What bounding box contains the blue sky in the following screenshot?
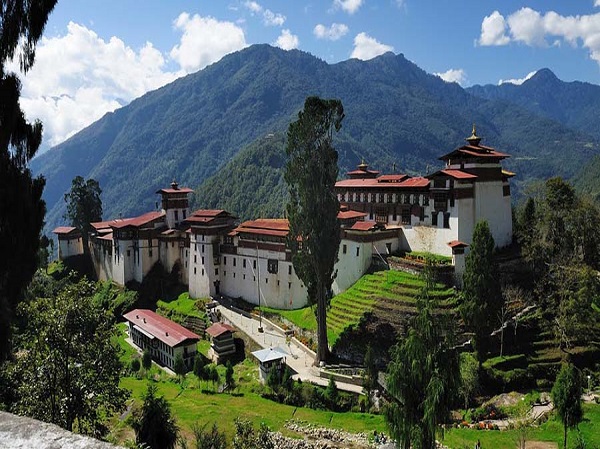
[17,0,600,150]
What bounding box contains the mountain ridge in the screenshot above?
[31,45,600,229]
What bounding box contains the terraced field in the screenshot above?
[262,269,457,346]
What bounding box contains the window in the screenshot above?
[288,282,291,289]
[202,269,204,276]
[356,247,360,257]
[149,249,153,257]
[183,210,187,219]
[342,244,347,254]
[201,256,205,264]
[243,274,246,280]
[175,210,179,221]
[215,268,218,276]
[233,258,236,267]
[127,250,130,257]
[224,271,226,277]
[267,259,278,274]
[194,255,197,263]
[202,245,204,253]
[223,256,227,265]
[432,211,438,227]
[288,265,292,275]
[243,259,247,268]
[443,212,450,229]
[450,193,455,208]
[233,273,236,278]
[194,267,196,274]
[253,260,257,270]
[171,242,175,248]
[401,208,410,225]
[265,278,268,284]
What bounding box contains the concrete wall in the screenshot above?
[474,180,512,248]
[58,237,83,260]
[333,239,373,295]
[188,234,220,299]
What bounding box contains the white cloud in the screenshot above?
[479,8,600,66]
[243,1,285,26]
[333,0,363,15]
[275,29,299,50]
[479,11,510,46]
[263,9,286,26]
[13,22,180,147]
[350,32,394,60]
[314,23,349,41]
[498,70,537,85]
[170,13,247,73]
[244,1,262,14]
[435,68,467,86]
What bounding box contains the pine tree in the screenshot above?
[460,220,503,363]
[132,383,179,449]
[285,96,344,363]
[552,363,583,449]
[64,176,103,252]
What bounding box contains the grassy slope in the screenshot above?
[110,324,385,444]
[261,270,455,345]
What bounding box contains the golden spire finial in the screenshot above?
[466,123,482,146]
[358,158,368,170]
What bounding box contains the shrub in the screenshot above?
[131,358,141,373]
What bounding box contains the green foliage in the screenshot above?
[191,422,227,449]
[460,220,503,362]
[93,281,137,319]
[552,363,584,449]
[174,354,186,381]
[325,377,339,410]
[225,360,235,392]
[132,383,179,449]
[131,358,141,373]
[459,353,480,409]
[233,418,274,449]
[63,176,102,249]
[142,350,152,371]
[385,264,460,449]
[285,96,344,363]
[193,354,205,379]
[363,344,378,402]
[13,277,128,436]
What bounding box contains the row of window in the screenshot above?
[339,192,430,206]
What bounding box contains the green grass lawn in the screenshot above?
[443,403,600,449]
[111,320,385,445]
[157,292,207,319]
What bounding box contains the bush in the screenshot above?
[131,358,141,373]
[142,350,152,370]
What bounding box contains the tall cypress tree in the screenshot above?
[460,220,502,364]
[552,363,583,449]
[64,176,103,253]
[285,96,344,363]
[0,0,57,361]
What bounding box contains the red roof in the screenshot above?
[447,240,469,248]
[91,219,121,231]
[377,174,409,183]
[234,218,289,238]
[350,220,382,231]
[439,144,510,161]
[98,232,113,241]
[110,211,165,229]
[156,187,194,195]
[346,168,379,176]
[205,322,236,338]
[53,226,78,235]
[437,169,478,180]
[336,176,429,189]
[190,209,227,217]
[123,309,200,347]
[337,210,368,220]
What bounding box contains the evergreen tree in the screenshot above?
[0,0,57,362]
[132,383,179,449]
[64,176,103,252]
[385,265,460,449]
[174,353,186,383]
[285,96,344,363]
[552,363,583,449]
[225,360,235,392]
[142,350,152,371]
[363,344,378,403]
[193,354,205,378]
[325,376,339,410]
[460,220,502,363]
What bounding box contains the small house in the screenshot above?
[251,347,288,383]
[205,322,236,363]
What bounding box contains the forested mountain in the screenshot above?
[31,45,600,229]
[467,69,600,141]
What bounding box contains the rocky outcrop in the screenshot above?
[0,412,124,449]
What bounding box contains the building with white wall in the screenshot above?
[57,129,513,307]
[123,308,200,370]
[334,127,513,259]
[52,226,84,259]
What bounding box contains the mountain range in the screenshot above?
[30,44,600,230]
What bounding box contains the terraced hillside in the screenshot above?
[261,269,457,361]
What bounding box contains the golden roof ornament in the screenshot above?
[466,123,482,146]
[358,158,368,170]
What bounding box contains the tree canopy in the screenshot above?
[385,265,460,449]
[460,220,503,363]
[0,0,57,362]
[132,383,179,449]
[552,363,583,449]
[285,96,344,363]
[64,175,103,251]
[13,276,128,436]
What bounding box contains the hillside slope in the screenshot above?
[32,46,600,229]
